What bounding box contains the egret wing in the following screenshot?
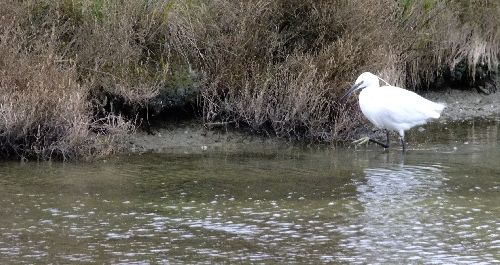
[377,86,444,129]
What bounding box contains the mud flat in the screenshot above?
[126,121,290,154]
[126,89,500,153]
[426,89,500,122]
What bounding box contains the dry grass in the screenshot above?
[0,0,136,160]
[167,0,404,140]
[168,0,499,140]
[0,43,131,160]
[0,0,498,159]
[400,0,500,88]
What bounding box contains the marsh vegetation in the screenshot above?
[0,0,498,159]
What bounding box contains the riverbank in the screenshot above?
[425,89,500,122]
[1,0,498,160]
[126,120,287,155]
[126,89,500,153]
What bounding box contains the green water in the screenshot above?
[0,122,499,264]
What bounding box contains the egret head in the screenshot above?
[355,72,380,88]
[340,72,380,103]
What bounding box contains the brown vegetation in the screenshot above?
[169,0,499,140]
[0,0,498,159]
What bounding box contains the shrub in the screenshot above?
[0,0,134,160]
[167,0,402,140]
[400,0,500,88]
[168,0,499,140]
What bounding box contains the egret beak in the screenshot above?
[340,81,364,104]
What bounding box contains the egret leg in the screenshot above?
[368,138,389,148]
[399,130,406,151]
[369,131,390,148]
[400,138,406,151]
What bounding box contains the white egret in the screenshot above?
[341,72,445,150]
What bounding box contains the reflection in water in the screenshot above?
[339,145,500,264]
[0,122,499,264]
[345,161,448,263]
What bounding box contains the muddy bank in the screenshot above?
[126,121,292,154]
[425,89,500,122]
[126,89,500,153]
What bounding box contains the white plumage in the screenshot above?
[341,72,445,150]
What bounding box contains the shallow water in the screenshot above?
[0,121,499,264]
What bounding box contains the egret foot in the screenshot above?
[352,136,389,148]
[352,136,370,146]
